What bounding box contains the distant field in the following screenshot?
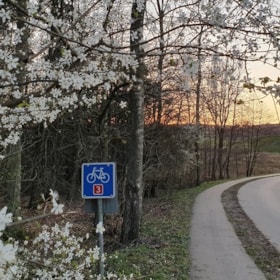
[258,136,280,153]
[228,135,280,178]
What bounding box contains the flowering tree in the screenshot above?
[1,0,280,248]
[0,0,137,231]
[0,0,136,147]
[0,191,135,279]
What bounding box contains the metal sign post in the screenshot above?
[81,162,117,279]
[97,199,104,279]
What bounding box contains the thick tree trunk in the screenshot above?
[121,0,146,244]
[6,140,21,218]
[6,0,30,217]
[121,82,145,243]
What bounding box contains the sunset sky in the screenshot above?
[247,61,280,124]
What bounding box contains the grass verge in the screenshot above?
[106,182,220,280]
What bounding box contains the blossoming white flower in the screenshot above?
[0,240,17,265]
[119,101,127,109]
[0,70,8,79]
[95,222,105,234]
[0,207,12,231]
[50,200,64,215]
[131,30,139,42]
[92,246,100,260]
[5,56,18,70]
[49,189,59,200]
[72,73,84,90]
[107,272,118,279]
[47,189,65,214]
[0,8,11,23]
[27,1,38,15]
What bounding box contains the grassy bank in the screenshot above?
[258,136,280,153]
[107,182,219,279]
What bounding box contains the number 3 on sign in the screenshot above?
[93,184,104,195]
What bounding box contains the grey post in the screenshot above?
[97,199,104,278]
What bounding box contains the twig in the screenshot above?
[6,211,79,228]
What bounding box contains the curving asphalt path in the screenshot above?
[238,176,280,252]
[189,176,280,280]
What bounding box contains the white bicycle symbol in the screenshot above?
[86,167,110,184]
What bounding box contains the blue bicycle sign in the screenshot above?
[81,162,116,199]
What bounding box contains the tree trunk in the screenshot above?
[6,0,30,217]
[217,128,225,179]
[6,140,21,218]
[194,26,203,186]
[156,2,164,125]
[121,0,146,244]
[211,127,218,180]
[121,83,145,243]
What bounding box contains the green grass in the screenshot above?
[106,181,221,279]
[258,136,280,153]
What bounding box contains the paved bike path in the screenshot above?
[238,176,280,252]
[190,178,266,280]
